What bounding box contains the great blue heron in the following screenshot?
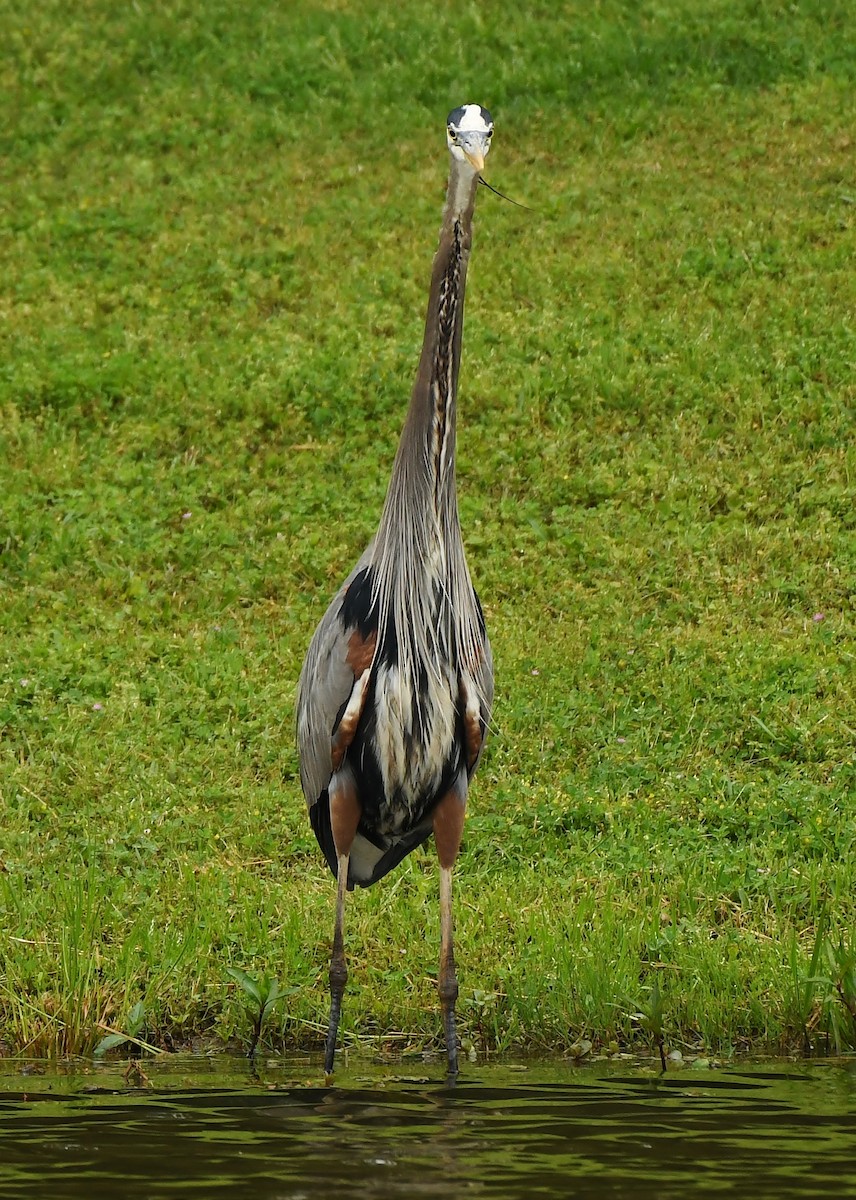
[296,104,496,1079]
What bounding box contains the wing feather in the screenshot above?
[296,549,376,810]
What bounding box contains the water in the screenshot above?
[1,1055,855,1198]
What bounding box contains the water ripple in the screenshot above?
[0,1058,854,1198]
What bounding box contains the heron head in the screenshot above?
[446,104,493,173]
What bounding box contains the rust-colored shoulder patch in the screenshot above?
[459,679,486,773]
[346,628,377,676]
[462,710,484,772]
[331,667,372,773]
[463,710,485,768]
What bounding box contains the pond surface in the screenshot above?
[1,1054,854,1198]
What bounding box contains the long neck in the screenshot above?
[369,154,484,678]
[378,154,480,534]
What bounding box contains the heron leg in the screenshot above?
[325,776,361,1079]
[433,785,466,1080]
[325,852,350,1077]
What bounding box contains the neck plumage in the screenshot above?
[377,155,480,538]
[368,154,484,679]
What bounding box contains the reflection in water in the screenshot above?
[0,1056,854,1198]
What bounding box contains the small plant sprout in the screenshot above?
[632,978,668,1071]
[94,1001,163,1057]
[227,968,295,1059]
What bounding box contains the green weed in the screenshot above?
[227,968,296,1057]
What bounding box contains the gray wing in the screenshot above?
[295,547,374,809]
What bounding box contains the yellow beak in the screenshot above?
[464,148,485,173]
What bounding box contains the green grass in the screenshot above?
[1,0,854,1060]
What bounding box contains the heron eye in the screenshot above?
[447,126,458,140]
[485,128,494,138]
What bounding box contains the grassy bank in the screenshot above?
[1,0,855,1059]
